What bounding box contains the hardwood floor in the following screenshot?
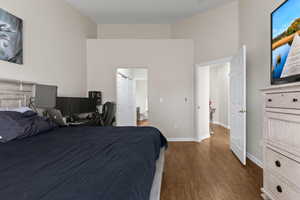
[160,125,263,200]
[137,120,150,126]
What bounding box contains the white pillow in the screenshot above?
[0,107,32,113]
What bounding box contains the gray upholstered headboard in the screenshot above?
[0,79,35,109]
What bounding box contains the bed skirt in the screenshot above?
[150,148,165,200]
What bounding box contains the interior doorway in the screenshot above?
[195,46,247,166]
[195,58,231,143]
[116,68,149,127]
[209,62,231,132]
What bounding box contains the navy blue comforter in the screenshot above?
[0,126,167,200]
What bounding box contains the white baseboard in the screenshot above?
[167,138,198,142]
[168,134,210,143]
[196,133,210,142]
[212,121,230,130]
[247,152,263,168]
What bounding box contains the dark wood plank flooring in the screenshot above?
[160,125,263,200]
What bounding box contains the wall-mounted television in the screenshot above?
[271,0,300,85]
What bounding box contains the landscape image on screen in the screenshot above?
[0,8,23,64]
[272,0,300,80]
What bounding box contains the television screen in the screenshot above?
[272,0,300,84]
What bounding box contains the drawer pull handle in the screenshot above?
[276,185,283,193]
[268,99,272,102]
[275,160,281,167]
[293,98,298,102]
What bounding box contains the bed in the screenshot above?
[0,79,167,200]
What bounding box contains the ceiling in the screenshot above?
[65,0,234,24]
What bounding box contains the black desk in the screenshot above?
[67,119,99,127]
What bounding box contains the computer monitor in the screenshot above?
[35,84,57,108]
[56,97,96,117]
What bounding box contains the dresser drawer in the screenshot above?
[264,172,300,200]
[265,112,300,157]
[265,92,300,109]
[265,148,300,187]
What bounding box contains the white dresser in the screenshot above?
[261,84,300,200]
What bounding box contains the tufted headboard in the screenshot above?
[0,79,35,109]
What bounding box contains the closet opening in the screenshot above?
[116,68,149,127]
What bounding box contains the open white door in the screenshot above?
[230,46,247,165]
[195,66,210,141]
[116,72,137,126]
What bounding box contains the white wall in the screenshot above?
[209,63,230,128]
[171,1,239,64]
[98,24,171,39]
[0,0,97,97]
[87,39,194,139]
[239,0,285,162]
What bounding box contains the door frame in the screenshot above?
[195,56,232,141]
[197,57,232,67]
[115,67,149,126]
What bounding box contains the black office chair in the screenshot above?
[101,102,116,126]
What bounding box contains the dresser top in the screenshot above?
[261,82,300,93]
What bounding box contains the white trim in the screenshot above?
[168,134,210,143]
[196,132,210,142]
[212,121,231,130]
[247,152,263,168]
[150,148,165,200]
[196,56,232,68]
[167,138,199,142]
[261,188,275,200]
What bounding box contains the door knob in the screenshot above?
[276,185,283,193]
[275,160,281,167]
